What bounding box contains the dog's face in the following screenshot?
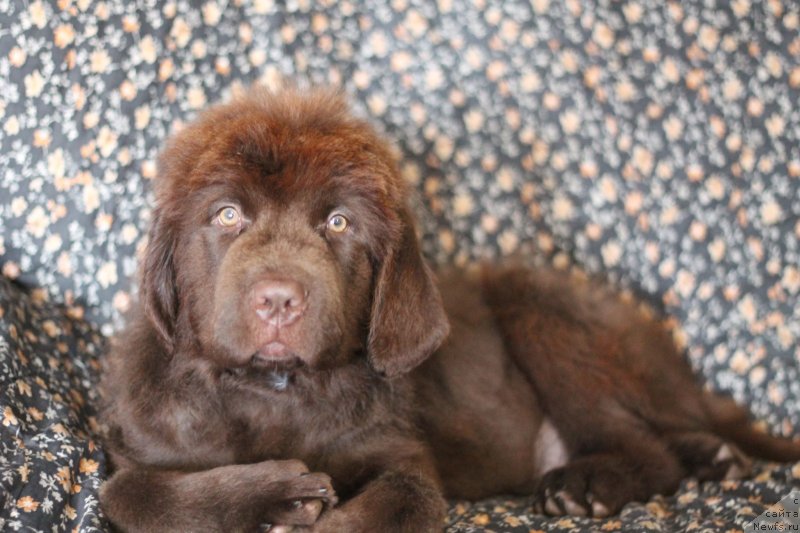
[141,87,448,378]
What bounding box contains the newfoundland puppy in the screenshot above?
[100,86,800,532]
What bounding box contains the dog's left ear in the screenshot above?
[368,209,450,378]
[140,207,179,352]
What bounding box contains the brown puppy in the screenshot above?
[100,86,800,532]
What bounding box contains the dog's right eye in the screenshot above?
[215,206,241,228]
[327,213,349,233]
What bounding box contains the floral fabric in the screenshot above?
[0,278,106,532]
[1,0,799,531]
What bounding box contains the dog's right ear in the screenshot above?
[367,208,450,378]
[141,208,178,352]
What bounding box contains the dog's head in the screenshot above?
[140,86,448,379]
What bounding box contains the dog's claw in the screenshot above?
[585,493,609,518]
[725,462,747,479]
[712,443,751,480]
[557,490,587,516]
[713,444,734,463]
[544,495,561,515]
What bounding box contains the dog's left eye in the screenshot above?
[216,206,241,228]
[326,214,349,233]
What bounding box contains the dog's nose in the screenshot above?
[252,278,307,326]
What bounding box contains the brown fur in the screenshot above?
[100,86,800,532]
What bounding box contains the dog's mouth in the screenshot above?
[251,341,305,370]
[217,322,353,393]
[255,341,295,361]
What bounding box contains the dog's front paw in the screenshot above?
[270,472,337,525]
[277,471,337,506]
[252,460,337,530]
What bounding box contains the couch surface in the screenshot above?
[1,0,799,531]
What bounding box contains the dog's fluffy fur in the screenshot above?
[100,86,800,532]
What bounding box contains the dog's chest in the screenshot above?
[221,395,304,460]
[220,381,366,464]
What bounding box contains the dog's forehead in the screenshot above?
[233,123,377,180]
[235,134,388,208]
[180,108,398,205]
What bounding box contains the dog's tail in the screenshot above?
[704,393,800,463]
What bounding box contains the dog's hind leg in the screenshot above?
[482,266,690,516]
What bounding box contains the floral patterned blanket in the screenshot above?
[1,0,799,531]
